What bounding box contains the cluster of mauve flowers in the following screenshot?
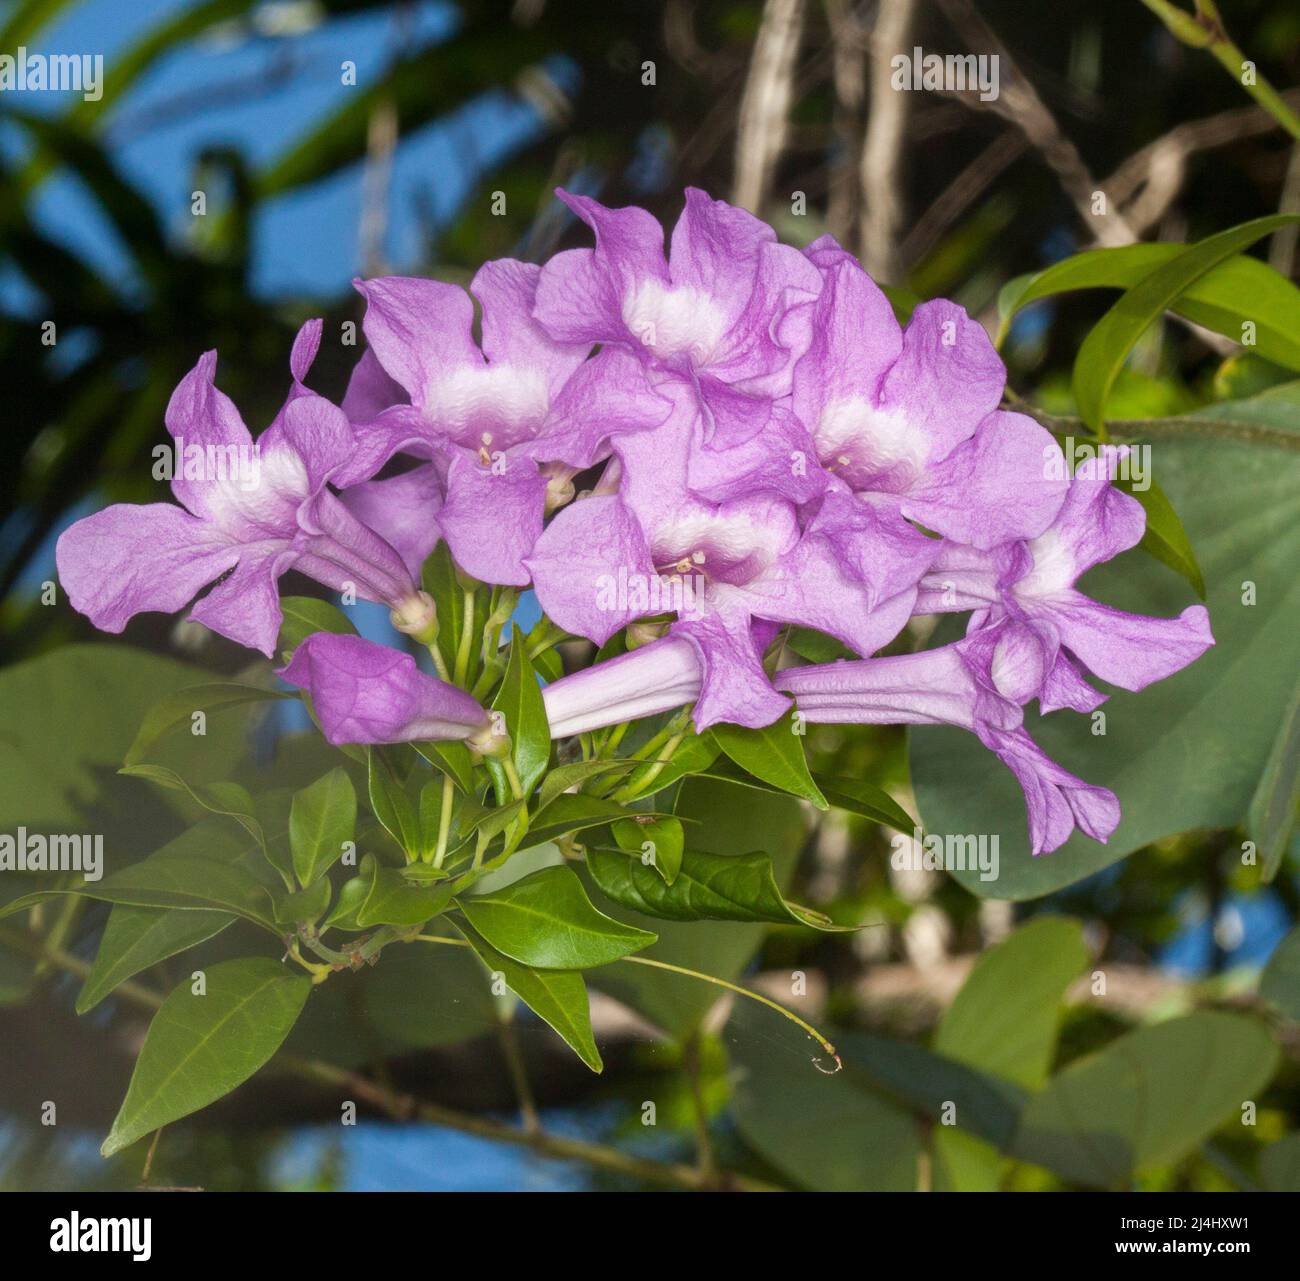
[56,189,1214,856]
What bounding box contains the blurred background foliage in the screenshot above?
[2,0,1299,1191]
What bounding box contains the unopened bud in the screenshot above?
[466,714,511,760]
[626,620,668,650]
[391,591,438,645]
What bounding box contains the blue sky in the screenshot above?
[1,0,560,306]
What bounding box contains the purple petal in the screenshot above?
[295,487,422,607]
[342,347,407,423]
[534,189,669,347]
[275,393,357,492]
[901,411,1069,549]
[56,503,239,636]
[338,464,443,581]
[472,257,589,394]
[163,352,255,521]
[875,300,1005,464]
[1035,594,1214,693]
[976,725,1121,855]
[354,275,480,406]
[526,346,672,470]
[526,494,656,644]
[280,633,489,746]
[439,450,549,587]
[189,545,298,657]
[672,608,790,731]
[289,318,323,385]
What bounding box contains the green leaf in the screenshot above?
[277,596,357,656]
[272,877,331,929]
[1248,683,1300,880]
[935,917,1089,1088]
[125,683,286,767]
[998,244,1300,371]
[1261,1134,1300,1192]
[612,814,684,884]
[931,917,1089,1191]
[412,740,477,794]
[456,865,655,969]
[102,958,311,1157]
[588,845,846,930]
[0,645,252,833]
[711,719,827,809]
[119,765,267,854]
[912,387,1300,898]
[619,730,720,799]
[730,1014,921,1191]
[76,905,235,1014]
[85,856,279,930]
[1012,1012,1279,1187]
[457,925,602,1072]
[516,792,632,851]
[366,748,421,856]
[356,855,456,928]
[486,639,551,804]
[536,759,637,809]
[1260,927,1300,1023]
[814,775,917,833]
[586,778,806,1038]
[1072,214,1300,432]
[420,542,484,676]
[1118,473,1205,599]
[290,768,356,888]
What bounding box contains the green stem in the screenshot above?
[432,772,455,869]
[427,642,451,683]
[613,728,687,803]
[454,587,477,686]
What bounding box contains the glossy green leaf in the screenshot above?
[290,767,356,888]
[588,845,846,930]
[1119,473,1205,599]
[366,748,421,856]
[119,765,267,854]
[618,729,721,799]
[612,814,684,884]
[356,855,456,928]
[458,924,602,1072]
[1012,1012,1279,1186]
[102,958,311,1156]
[536,759,637,809]
[412,740,477,794]
[814,775,917,834]
[518,792,632,850]
[272,877,331,929]
[486,639,551,804]
[76,905,235,1014]
[712,719,827,809]
[456,865,655,969]
[1072,214,1300,432]
[998,244,1300,371]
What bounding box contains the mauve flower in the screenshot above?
[792,236,1067,550]
[534,187,822,441]
[332,259,670,586]
[280,633,497,749]
[55,325,431,658]
[913,445,1214,713]
[527,384,927,730]
[775,633,1121,855]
